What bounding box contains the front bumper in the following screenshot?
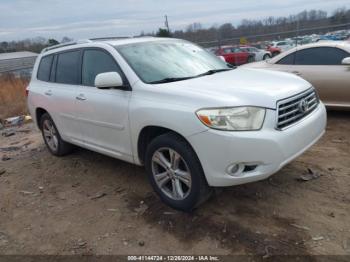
[188,103,327,187]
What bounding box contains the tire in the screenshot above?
[263,54,271,60]
[40,113,73,156]
[145,132,212,211]
[247,56,254,63]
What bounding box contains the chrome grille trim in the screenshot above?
[276,88,319,130]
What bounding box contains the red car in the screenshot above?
[252,44,281,57]
[215,46,255,65]
[266,46,281,57]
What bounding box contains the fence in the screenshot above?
[195,22,350,48]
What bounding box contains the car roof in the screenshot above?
[40,37,183,55]
[269,41,350,63]
[103,36,177,46]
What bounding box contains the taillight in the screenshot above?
[25,87,29,97]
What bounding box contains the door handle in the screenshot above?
[292,71,302,76]
[76,94,87,101]
[44,90,52,96]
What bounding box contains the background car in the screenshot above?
[242,41,350,108]
[270,41,294,52]
[239,46,272,61]
[215,46,255,65]
[317,35,344,42]
[253,43,282,57]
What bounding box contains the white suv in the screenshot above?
[27,37,327,211]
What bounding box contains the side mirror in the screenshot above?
[341,57,350,65]
[95,72,124,89]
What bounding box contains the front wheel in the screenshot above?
[145,133,212,211]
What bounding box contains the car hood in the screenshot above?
[153,68,312,109]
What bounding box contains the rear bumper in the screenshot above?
[188,103,327,187]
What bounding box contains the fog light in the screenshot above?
[226,163,245,176]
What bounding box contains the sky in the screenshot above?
[1,0,350,41]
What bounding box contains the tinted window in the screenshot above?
[49,55,57,82]
[295,47,349,65]
[82,49,121,86]
[37,55,53,81]
[56,50,80,84]
[277,53,295,65]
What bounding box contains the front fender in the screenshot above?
[129,98,208,164]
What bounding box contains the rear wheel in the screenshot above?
[145,133,212,211]
[40,113,73,156]
[263,54,271,60]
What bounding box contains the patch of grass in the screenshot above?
[0,74,29,120]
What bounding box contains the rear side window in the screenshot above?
[295,47,349,65]
[82,49,121,86]
[37,55,53,81]
[277,53,295,65]
[56,50,81,85]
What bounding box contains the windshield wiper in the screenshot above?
[195,68,233,77]
[149,76,194,84]
[149,68,234,84]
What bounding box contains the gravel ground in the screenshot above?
[0,111,349,257]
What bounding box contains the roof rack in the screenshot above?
[41,39,92,53]
[89,36,131,41]
[41,36,156,53]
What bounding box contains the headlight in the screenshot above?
[196,106,266,131]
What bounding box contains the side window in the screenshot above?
[82,49,121,86]
[295,47,349,65]
[223,48,231,54]
[56,50,81,85]
[49,55,57,82]
[277,52,295,65]
[37,55,53,81]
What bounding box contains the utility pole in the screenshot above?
[164,15,170,34]
[296,18,300,47]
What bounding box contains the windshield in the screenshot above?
[116,40,230,84]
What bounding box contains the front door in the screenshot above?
[74,48,133,162]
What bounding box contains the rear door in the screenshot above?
[74,48,133,161]
[221,48,235,64]
[233,48,247,65]
[49,49,83,143]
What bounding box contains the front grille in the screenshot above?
[276,88,319,130]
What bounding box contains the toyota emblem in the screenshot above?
[298,99,308,113]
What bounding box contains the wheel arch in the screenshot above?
[136,125,197,166]
[35,107,48,129]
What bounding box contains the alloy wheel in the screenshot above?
[42,119,58,152]
[151,147,192,200]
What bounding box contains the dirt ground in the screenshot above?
[0,111,349,258]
